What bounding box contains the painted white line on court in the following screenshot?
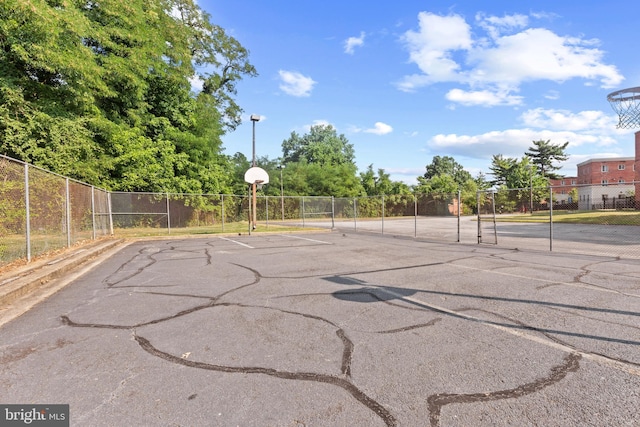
[218,237,254,249]
[279,234,331,244]
[453,262,640,298]
[379,288,640,377]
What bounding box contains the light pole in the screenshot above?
[250,114,260,229]
[278,164,285,222]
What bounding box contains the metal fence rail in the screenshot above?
[1,154,111,267]
[2,154,640,267]
[477,185,640,258]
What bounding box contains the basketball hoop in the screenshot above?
[607,86,640,129]
[244,167,269,233]
[244,167,270,185]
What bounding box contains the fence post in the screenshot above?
[353,198,357,231]
[108,192,114,236]
[166,192,171,234]
[302,196,306,228]
[248,188,252,235]
[24,163,31,262]
[265,195,269,228]
[491,191,497,244]
[414,195,417,238]
[221,195,225,232]
[331,196,335,229]
[91,186,96,240]
[65,178,71,247]
[281,192,285,223]
[549,186,553,252]
[381,195,385,235]
[457,190,461,243]
[476,191,481,244]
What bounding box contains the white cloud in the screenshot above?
[349,122,393,135]
[188,75,203,92]
[476,12,528,39]
[470,28,622,87]
[427,108,631,162]
[400,12,472,85]
[519,108,620,132]
[446,88,523,106]
[365,122,393,135]
[344,32,366,54]
[278,70,316,97]
[398,12,624,104]
[386,168,425,185]
[302,119,332,132]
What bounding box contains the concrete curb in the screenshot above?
[0,238,126,308]
[0,231,328,327]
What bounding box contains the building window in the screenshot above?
[561,180,565,185]
[619,179,625,183]
[618,164,625,170]
[571,180,576,185]
[602,179,608,186]
[601,165,608,172]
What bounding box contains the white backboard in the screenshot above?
[244,167,270,184]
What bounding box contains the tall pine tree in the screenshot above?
[525,140,569,179]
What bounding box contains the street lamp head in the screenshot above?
[250,114,261,122]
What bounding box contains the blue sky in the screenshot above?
[199,0,639,185]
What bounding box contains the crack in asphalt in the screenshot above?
[62,246,395,425]
[456,307,640,370]
[427,353,581,427]
[134,333,397,426]
[58,239,635,425]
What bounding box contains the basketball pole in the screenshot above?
[250,115,261,230]
[252,181,257,229]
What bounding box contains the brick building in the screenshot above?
[576,156,635,209]
[549,176,577,204]
[545,132,640,209]
[637,131,640,208]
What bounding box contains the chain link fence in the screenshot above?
[477,184,640,258]
[326,194,464,241]
[1,154,111,267]
[3,154,640,267]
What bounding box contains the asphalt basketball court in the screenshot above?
[1,231,639,426]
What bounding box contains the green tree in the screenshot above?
[360,165,407,196]
[282,125,355,167]
[229,152,252,195]
[172,0,257,131]
[416,155,474,195]
[282,160,363,197]
[525,140,569,179]
[488,154,517,187]
[490,155,548,211]
[490,155,538,189]
[423,155,473,186]
[474,171,491,190]
[0,0,254,193]
[569,188,579,203]
[415,174,458,194]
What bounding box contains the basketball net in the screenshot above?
[608,87,640,129]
